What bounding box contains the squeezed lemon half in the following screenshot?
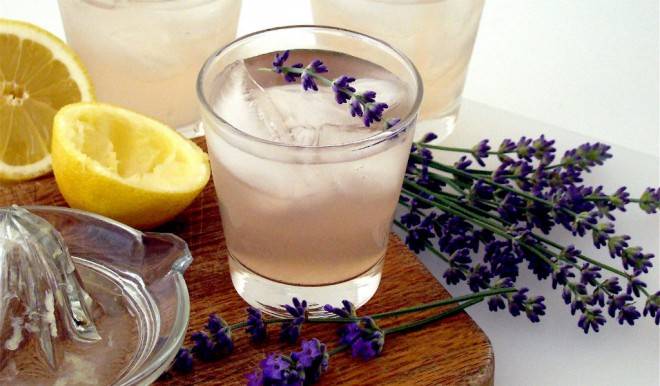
[0,19,94,181]
[52,103,210,229]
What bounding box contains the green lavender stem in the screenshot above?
[326,299,484,357]
[383,298,483,335]
[227,287,515,331]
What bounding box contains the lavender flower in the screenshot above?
[191,314,233,361]
[246,307,268,343]
[421,132,438,143]
[578,308,606,333]
[291,339,329,384]
[643,291,660,325]
[247,338,329,386]
[362,101,389,127]
[172,348,193,373]
[301,59,328,91]
[324,300,358,319]
[349,317,385,360]
[471,139,491,166]
[532,135,556,164]
[617,304,641,326]
[272,50,290,72]
[515,137,536,161]
[455,155,472,170]
[507,288,546,322]
[639,187,660,213]
[280,298,308,344]
[247,353,306,386]
[332,75,355,104]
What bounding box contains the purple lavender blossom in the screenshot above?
[626,276,648,297]
[507,288,546,322]
[639,187,660,213]
[272,50,290,72]
[578,308,606,333]
[591,222,615,248]
[172,348,193,373]
[332,75,356,104]
[246,307,268,343]
[190,332,216,362]
[270,52,393,127]
[324,300,358,319]
[443,249,471,285]
[280,298,308,344]
[532,135,556,164]
[301,59,328,91]
[471,139,491,166]
[607,294,633,317]
[349,317,385,361]
[247,353,305,386]
[421,132,438,143]
[191,314,234,361]
[515,137,536,161]
[467,264,492,292]
[362,102,389,127]
[617,304,641,326]
[643,291,660,325]
[579,264,602,286]
[454,155,472,170]
[291,339,329,384]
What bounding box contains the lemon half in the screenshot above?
[0,19,93,181]
[52,103,210,229]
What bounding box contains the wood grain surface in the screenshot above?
[0,138,494,386]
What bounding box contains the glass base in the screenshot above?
[415,104,460,142]
[229,254,383,317]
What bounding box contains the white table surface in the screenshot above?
[1,1,658,385]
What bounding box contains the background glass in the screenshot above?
[311,0,484,140]
[58,0,242,133]
[198,26,422,315]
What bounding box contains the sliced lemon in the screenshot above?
[52,103,210,229]
[0,19,94,181]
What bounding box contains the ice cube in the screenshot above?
[210,60,288,142]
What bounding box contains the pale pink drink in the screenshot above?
[197,27,422,315]
[58,0,242,133]
[312,0,484,140]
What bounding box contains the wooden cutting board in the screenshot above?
[0,138,494,386]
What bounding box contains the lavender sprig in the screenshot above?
[402,135,659,332]
[268,50,390,128]
[172,286,510,385]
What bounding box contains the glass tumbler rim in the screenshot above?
[196,24,423,151]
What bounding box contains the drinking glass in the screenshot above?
[311,0,484,140]
[197,26,422,315]
[58,0,242,134]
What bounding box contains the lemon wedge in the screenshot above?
[52,103,210,229]
[0,19,93,181]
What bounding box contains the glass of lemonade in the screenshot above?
[198,26,422,315]
[58,0,242,133]
[311,0,484,140]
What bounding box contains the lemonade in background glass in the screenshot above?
[57,0,242,133]
[311,0,484,140]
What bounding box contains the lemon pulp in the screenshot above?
[52,103,210,229]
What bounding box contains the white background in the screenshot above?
[1,1,658,385]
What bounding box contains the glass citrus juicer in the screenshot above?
[0,205,192,385]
